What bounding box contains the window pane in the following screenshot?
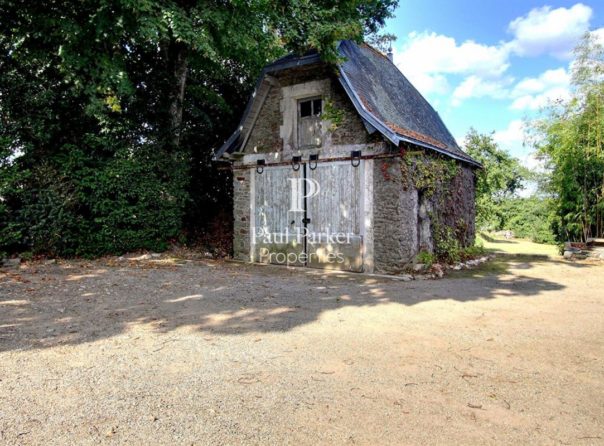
[313,99,322,116]
[300,100,311,117]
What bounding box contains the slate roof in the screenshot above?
[216,41,480,167]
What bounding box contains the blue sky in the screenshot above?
[383,1,604,167]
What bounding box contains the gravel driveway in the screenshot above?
[1,255,603,445]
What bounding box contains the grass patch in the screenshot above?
[477,232,559,257]
[448,255,511,278]
[449,253,554,279]
[449,232,559,279]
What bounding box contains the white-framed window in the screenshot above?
[297,97,322,148]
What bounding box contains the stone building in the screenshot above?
[215,40,480,274]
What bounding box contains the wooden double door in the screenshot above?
[253,161,363,272]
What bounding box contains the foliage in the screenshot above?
[528,32,604,242]
[0,0,397,257]
[322,99,345,131]
[498,197,556,244]
[366,32,397,53]
[460,244,486,261]
[415,250,435,267]
[400,153,458,198]
[433,223,461,264]
[393,152,473,257]
[461,129,557,244]
[463,129,528,229]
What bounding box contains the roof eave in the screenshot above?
[397,135,482,168]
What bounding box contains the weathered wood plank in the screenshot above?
[253,166,304,265]
[306,161,363,271]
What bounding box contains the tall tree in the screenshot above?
[529,32,604,242]
[0,0,398,256]
[463,129,527,230]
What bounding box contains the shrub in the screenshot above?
[416,250,435,267]
[460,245,486,261]
[1,145,188,257]
[433,224,461,264]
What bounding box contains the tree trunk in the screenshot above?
[168,41,188,149]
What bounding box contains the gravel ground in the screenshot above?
[1,255,603,445]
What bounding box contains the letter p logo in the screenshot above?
[288,178,320,212]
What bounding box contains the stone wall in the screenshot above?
[371,155,477,272]
[243,64,370,156]
[433,164,476,247]
[372,159,419,273]
[329,81,371,146]
[232,61,477,270]
[232,169,251,261]
[244,86,282,153]
[233,154,476,269]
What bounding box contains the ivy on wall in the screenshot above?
[399,152,458,198]
[380,150,476,262]
[321,98,345,131]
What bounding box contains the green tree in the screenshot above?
[529,32,604,242]
[498,197,556,244]
[463,128,527,229]
[0,0,398,256]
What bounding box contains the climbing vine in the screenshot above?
[398,152,458,198]
[432,222,461,263]
[321,98,345,131]
[379,151,478,263]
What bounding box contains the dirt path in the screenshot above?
[1,255,603,445]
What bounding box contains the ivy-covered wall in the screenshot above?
[432,162,476,248]
[372,151,476,272]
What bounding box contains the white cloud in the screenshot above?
[452,75,513,106]
[518,153,545,172]
[511,68,570,96]
[509,68,571,110]
[391,45,450,96]
[452,67,572,109]
[493,119,525,149]
[493,120,543,174]
[593,27,604,44]
[395,32,510,77]
[507,4,592,59]
[392,3,597,107]
[393,32,510,96]
[511,86,571,110]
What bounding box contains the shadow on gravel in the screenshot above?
[1,255,596,352]
[448,253,593,279]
